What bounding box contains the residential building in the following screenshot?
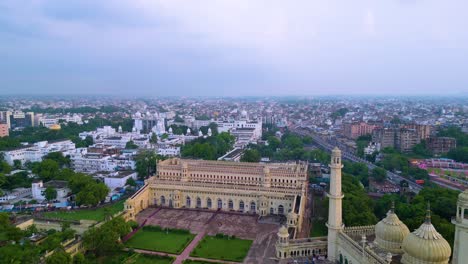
[32,180,70,202]
[342,121,376,139]
[395,128,420,153]
[426,136,457,154]
[104,171,137,190]
[2,139,75,165]
[372,127,395,149]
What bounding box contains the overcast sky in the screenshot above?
[0,1,467,96]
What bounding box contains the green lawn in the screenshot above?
[133,254,174,264]
[190,235,253,262]
[310,219,327,237]
[126,227,195,254]
[183,260,222,264]
[42,200,124,222]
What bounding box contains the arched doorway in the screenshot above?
[169,199,173,208]
[161,196,166,206]
[250,201,256,213]
[278,205,284,214]
[207,198,212,208]
[217,198,222,209]
[228,199,233,210]
[186,196,191,207]
[270,207,274,214]
[239,201,245,211]
[196,197,201,208]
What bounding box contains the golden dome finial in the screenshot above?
[425,201,431,224]
[390,200,395,213]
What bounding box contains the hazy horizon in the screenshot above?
[1,1,467,96]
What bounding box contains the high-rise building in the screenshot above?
[8,111,35,129]
[372,127,395,149]
[342,121,376,139]
[395,128,420,153]
[427,136,457,154]
[0,123,8,137]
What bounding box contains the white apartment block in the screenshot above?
[2,140,76,165]
[104,171,137,190]
[39,114,83,128]
[70,153,135,173]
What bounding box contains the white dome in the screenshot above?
[375,205,410,254]
[401,208,451,264]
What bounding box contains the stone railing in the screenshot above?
[338,232,388,264]
[344,225,375,237]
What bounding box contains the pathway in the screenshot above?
[173,210,220,264]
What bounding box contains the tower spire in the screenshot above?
[390,200,395,213]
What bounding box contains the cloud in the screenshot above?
[0,0,467,95]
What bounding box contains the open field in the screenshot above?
[43,200,124,222]
[133,254,174,264]
[310,219,327,237]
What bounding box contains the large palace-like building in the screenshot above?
[124,148,468,264]
[125,158,309,233]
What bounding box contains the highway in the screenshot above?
[292,128,424,193]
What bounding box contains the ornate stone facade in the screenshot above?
[125,158,308,233]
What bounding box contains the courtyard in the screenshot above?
[133,207,281,263]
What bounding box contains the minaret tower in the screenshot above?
[327,147,344,262]
[452,190,468,263]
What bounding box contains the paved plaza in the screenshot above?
[135,207,281,263]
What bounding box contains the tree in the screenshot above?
[83,217,130,257]
[371,167,387,183]
[447,147,468,163]
[135,150,158,179]
[44,187,57,201]
[76,182,109,206]
[33,159,60,181]
[46,250,72,264]
[267,136,281,150]
[125,140,139,149]
[72,253,86,264]
[68,173,94,194]
[0,161,12,174]
[44,152,71,167]
[240,149,261,162]
[126,177,136,187]
[13,159,22,169]
[150,133,158,145]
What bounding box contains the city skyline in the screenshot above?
[1,1,468,96]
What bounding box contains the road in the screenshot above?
[292,127,423,193]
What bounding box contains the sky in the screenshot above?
[0,0,467,96]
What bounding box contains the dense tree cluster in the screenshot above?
[248,131,330,163]
[83,216,130,257]
[134,150,159,180]
[374,187,459,247]
[341,174,378,226]
[377,148,429,180]
[181,132,235,160]
[437,126,468,162]
[240,149,261,162]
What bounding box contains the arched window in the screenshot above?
[250,201,256,213]
[340,254,343,264]
[217,198,222,209]
[239,200,245,211]
[228,200,234,209]
[196,197,201,208]
[207,198,212,208]
[186,196,191,207]
[278,205,284,214]
[270,207,274,214]
[160,196,166,205]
